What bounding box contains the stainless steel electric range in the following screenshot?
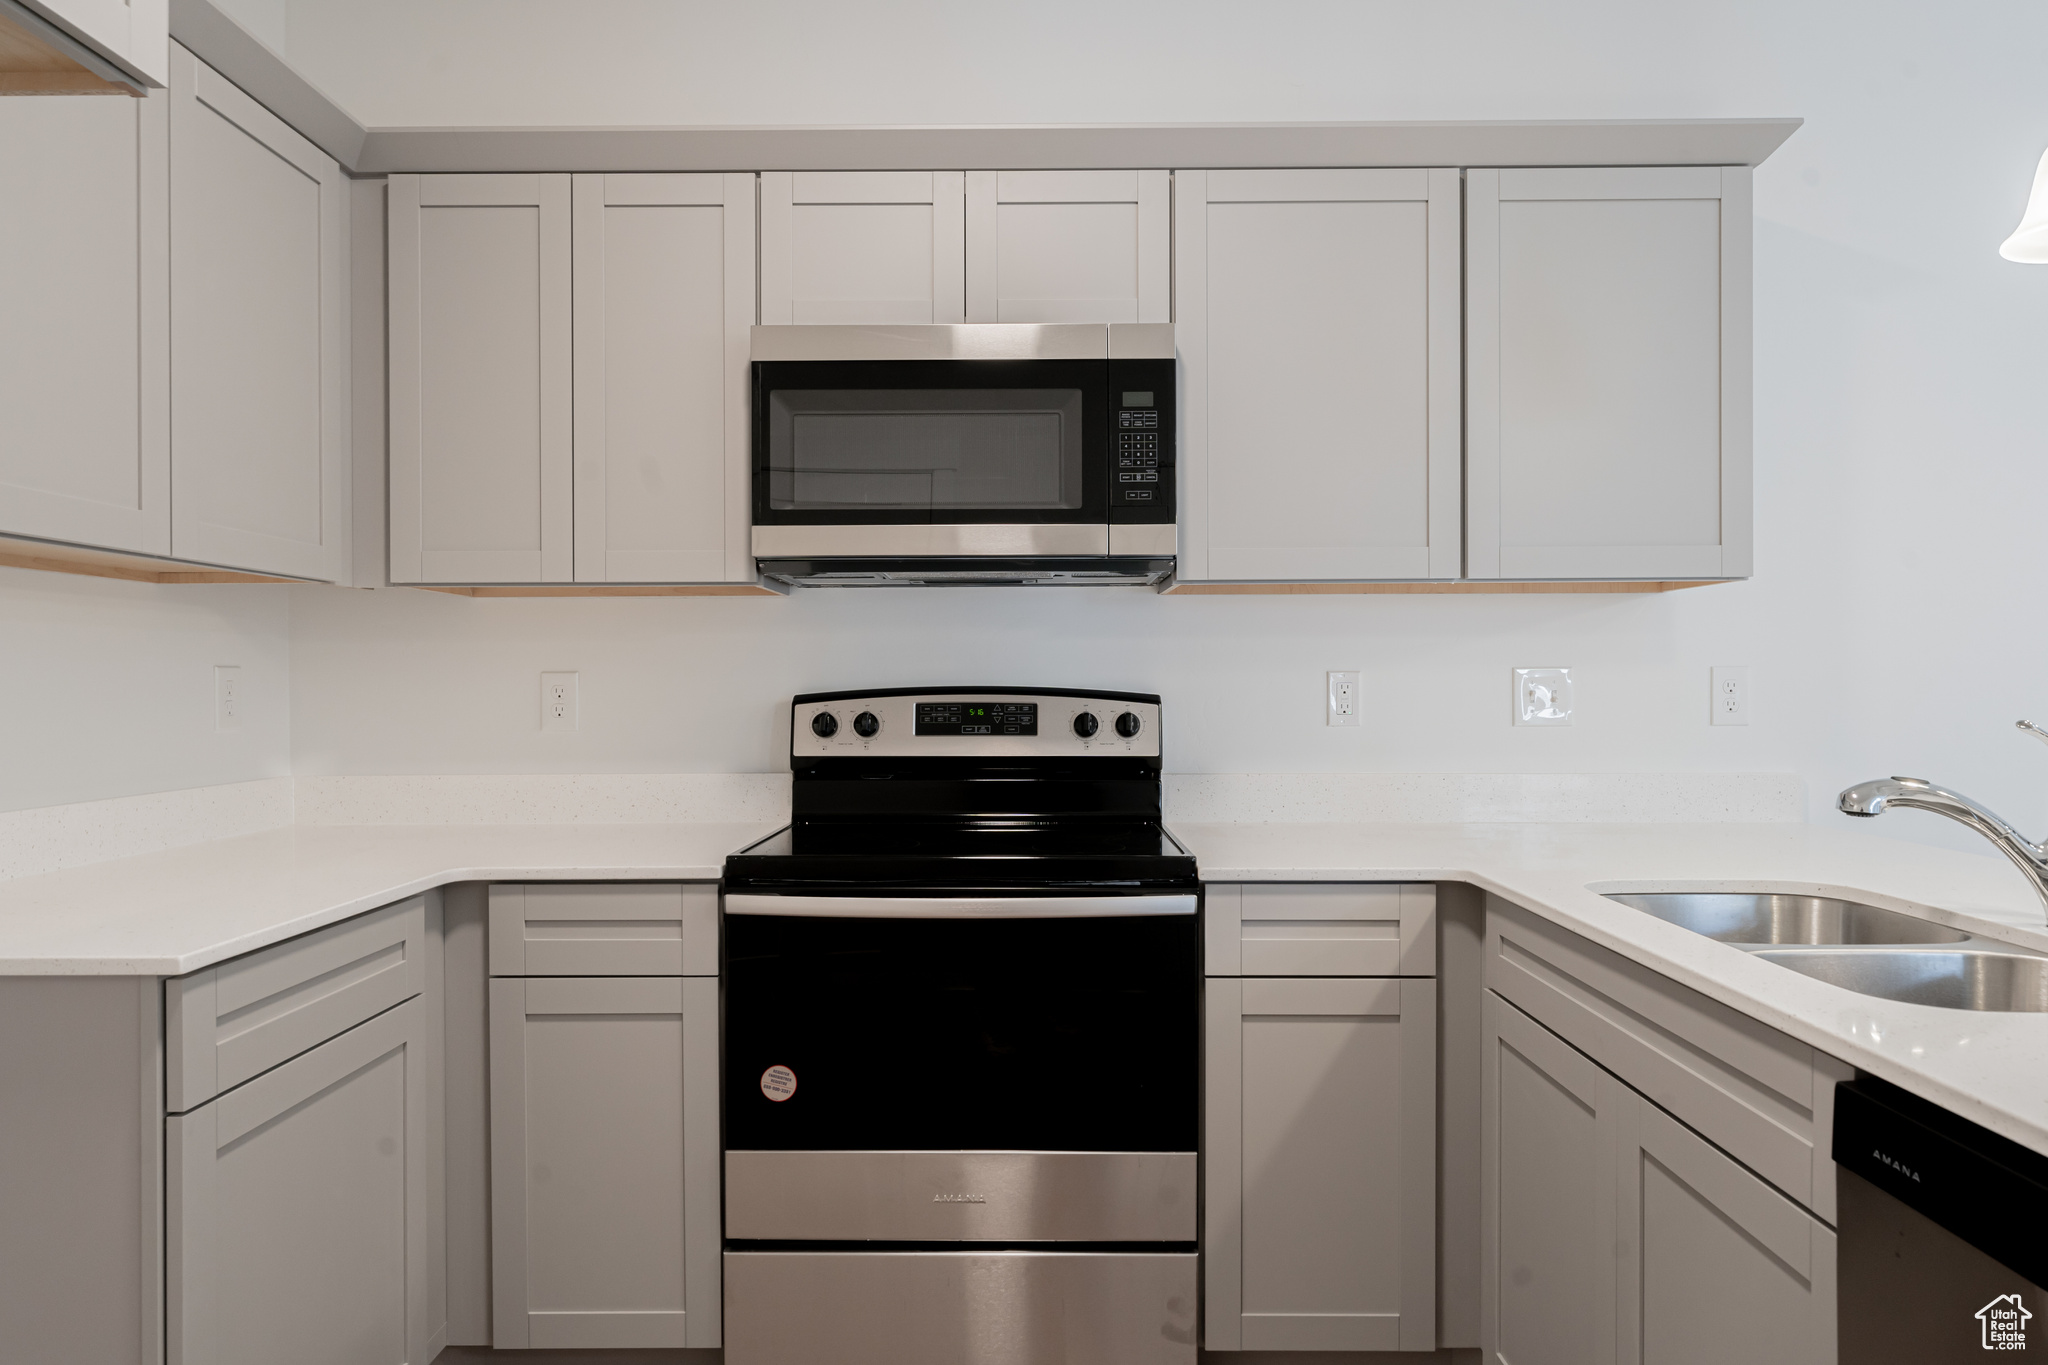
[720,687,1200,1365]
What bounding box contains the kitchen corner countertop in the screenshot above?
[0,821,780,977]
[5,814,2048,1159]
[1175,820,2048,1160]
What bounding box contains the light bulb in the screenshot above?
[2000,146,2048,263]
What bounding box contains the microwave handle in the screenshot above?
[724,893,1196,919]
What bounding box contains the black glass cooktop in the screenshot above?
[723,819,1198,891]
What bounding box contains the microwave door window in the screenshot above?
[768,389,1085,511]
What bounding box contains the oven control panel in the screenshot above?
[794,691,1159,759]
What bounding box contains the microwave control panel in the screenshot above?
[1108,357,1174,521]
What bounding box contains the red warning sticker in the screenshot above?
[760,1064,797,1102]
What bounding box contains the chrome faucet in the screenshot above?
[1838,720,2048,916]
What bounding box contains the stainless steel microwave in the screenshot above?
[749,324,1175,588]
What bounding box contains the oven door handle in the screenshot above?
[723,893,1196,919]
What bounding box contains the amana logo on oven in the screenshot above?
[932,1193,987,1204]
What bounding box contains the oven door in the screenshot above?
[751,359,1111,554]
[722,892,1199,1243]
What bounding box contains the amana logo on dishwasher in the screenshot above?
[932,1193,987,1203]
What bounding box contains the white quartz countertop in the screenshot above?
[0,821,779,976]
[6,812,2048,1158]
[1175,819,2048,1160]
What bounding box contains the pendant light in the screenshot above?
[2001,147,2048,262]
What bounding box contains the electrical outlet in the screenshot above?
[1711,666,1750,726]
[214,665,242,733]
[1513,668,1573,726]
[541,672,579,732]
[1327,671,1360,727]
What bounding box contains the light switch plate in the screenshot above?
[1327,671,1360,727]
[1513,668,1573,726]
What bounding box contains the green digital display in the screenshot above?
[915,701,1039,736]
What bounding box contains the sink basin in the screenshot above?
[1604,892,1970,946]
[1752,948,2048,1012]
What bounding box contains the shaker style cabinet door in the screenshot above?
[964,170,1169,324]
[1465,166,1753,580]
[167,998,437,1365]
[1482,991,1837,1365]
[571,174,756,583]
[169,45,350,582]
[0,87,169,554]
[1205,976,1438,1352]
[1616,1093,1837,1365]
[759,170,965,324]
[388,173,572,583]
[1482,990,1622,1365]
[1175,168,1461,582]
[490,976,722,1349]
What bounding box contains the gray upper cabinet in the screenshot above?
[965,170,1170,324]
[1175,168,1463,582]
[760,171,966,325]
[0,87,169,555]
[571,173,756,584]
[16,0,169,87]
[389,172,753,586]
[168,45,350,583]
[388,173,574,584]
[1465,166,1753,581]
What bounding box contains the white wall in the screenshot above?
[266,0,2048,856]
[0,570,290,813]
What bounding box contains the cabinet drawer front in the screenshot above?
[1484,894,1846,1218]
[1207,883,1436,977]
[166,896,426,1112]
[489,882,716,976]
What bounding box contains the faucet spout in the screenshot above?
[1837,775,2048,917]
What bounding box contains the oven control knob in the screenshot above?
[1115,711,1143,738]
[1072,712,1099,738]
[853,711,880,738]
[811,711,839,738]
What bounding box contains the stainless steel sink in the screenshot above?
[1752,948,2048,1012]
[1604,892,1971,946]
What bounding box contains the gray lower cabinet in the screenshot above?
[1483,990,1836,1364]
[488,973,721,1349]
[167,996,437,1365]
[1204,974,1438,1351]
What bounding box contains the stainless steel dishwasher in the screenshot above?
[1836,1075,2048,1362]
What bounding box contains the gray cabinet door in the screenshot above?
[1466,166,1753,581]
[1174,167,1462,582]
[168,44,350,582]
[1618,1091,1836,1365]
[489,975,721,1348]
[168,997,437,1365]
[760,171,965,325]
[388,173,572,583]
[965,170,1170,324]
[1483,990,1837,1365]
[570,173,756,584]
[0,86,169,554]
[1483,990,1622,1365]
[1205,975,1437,1352]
